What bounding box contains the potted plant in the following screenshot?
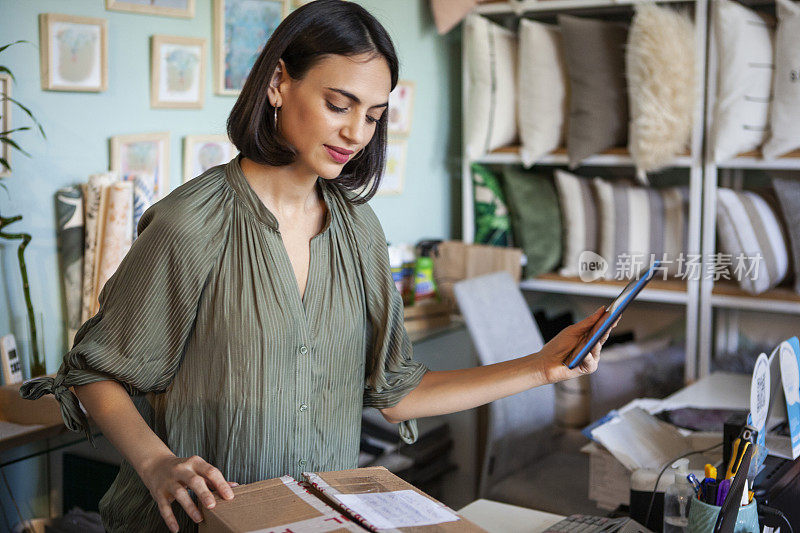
[1,40,47,377]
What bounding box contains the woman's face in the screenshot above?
[274,53,391,180]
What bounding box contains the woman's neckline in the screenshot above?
[224,154,332,235]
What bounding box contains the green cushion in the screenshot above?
[502,167,562,277]
[471,163,512,246]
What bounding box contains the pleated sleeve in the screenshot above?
[21,191,226,441]
[356,204,430,444]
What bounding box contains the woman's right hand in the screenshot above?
[139,453,235,532]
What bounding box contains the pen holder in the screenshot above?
[687,497,759,533]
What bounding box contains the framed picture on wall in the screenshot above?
[0,74,10,177]
[106,0,196,18]
[110,132,170,199]
[377,138,406,196]
[183,135,237,183]
[39,13,108,92]
[151,35,206,109]
[213,0,288,95]
[388,80,415,136]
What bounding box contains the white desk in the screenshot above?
[458,499,564,532]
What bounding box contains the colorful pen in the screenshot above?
[704,464,717,483]
[687,473,702,496]
[716,479,731,506]
[704,480,719,505]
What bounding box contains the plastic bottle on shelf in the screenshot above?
[663,458,694,533]
[414,256,437,302]
[388,245,404,297]
[400,244,416,305]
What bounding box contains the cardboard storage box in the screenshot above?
[0,379,65,452]
[303,466,486,532]
[402,301,451,334]
[432,241,522,312]
[202,467,486,532]
[200,475,363,533]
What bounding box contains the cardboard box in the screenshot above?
[303,466,486,532]
[0,378,66,452]
[402,301,451,334]
[200,475,363,533]
[432,241,522,311]
[202,467,486,532]
[0,379,63,426]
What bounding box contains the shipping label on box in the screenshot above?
[303,466,486,532]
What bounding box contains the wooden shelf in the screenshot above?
[520,272,689,304]
[475,0,696,15]
[710,281,800,314]
[471,145,694,168]
[716,149,800,170]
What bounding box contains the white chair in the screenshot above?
[454,271,601,515]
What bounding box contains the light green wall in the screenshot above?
[0,0,461,377]
[0,0,461,523]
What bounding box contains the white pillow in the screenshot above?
[626,4,696,181]
[517,19,567,168]
[553,170,599,277]
[712,0,775,163]
[763,0,800,159]
[464,14,518,159]
[716,188,789,295]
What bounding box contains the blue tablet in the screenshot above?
[564,260,661,369]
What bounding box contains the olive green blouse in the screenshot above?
[21,156,429,532]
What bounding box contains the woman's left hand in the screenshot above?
[534,306,619,384]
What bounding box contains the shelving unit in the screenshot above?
[460,0,800,381]
[709,282,800,314]
[461,0,709,381]
[715,149,800,170]
[520,273,690,304]
[695,0,800,375]
[472,146,694,167]
[475,0,697,15]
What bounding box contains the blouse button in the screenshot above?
[299,403,308,412]
[299,345,308,355]
[298,459,307,467]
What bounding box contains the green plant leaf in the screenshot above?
[0,156,9,172]
[0,40,27,55]
[5,95,45,138]
[0,136,29,157]
[0,126,30,136]
[0,66,15,83]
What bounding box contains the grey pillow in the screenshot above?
[559,15,629,168]
[772,177,800,293]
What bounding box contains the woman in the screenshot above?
[23,1,615,531]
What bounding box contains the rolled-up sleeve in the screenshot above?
[358,206,429,444]
[21,201,218,441]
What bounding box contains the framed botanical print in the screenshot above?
[377,138,406,196]
[106,0,196,18]
[213,0,289,95]
[39,13,108,92]
[151,35,206,109]
[110,132,170,199]
[388,80,415,136]
[0,74,11,177]
[183,135,237,183]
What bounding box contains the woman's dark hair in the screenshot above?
[227,0,399,203]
